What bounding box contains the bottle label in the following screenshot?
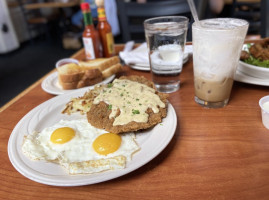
[83,37,96,59]
[83,11,93,26]
[106,32,115,54]
[97,7,106,21]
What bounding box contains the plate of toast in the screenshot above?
[42,56,123,95]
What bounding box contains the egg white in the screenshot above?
[22,119,140,174]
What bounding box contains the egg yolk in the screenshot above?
[92,133,121,155]
[50,127,75,144]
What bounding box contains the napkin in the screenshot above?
[119,41,193,70]
[119,42,149,67]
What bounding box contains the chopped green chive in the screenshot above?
[132,109,140,114]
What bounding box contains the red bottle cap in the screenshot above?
[81,2,90,11]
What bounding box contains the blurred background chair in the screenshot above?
[16,0,50,42]
[116,0,208,42]
[261,0,269,38]
[231,0,261,36]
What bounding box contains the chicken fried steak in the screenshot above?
[87,76,169,133]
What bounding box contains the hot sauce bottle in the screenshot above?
[81,2,102,60]
[95,0,115,57]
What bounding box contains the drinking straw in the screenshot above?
[187,0,201,27]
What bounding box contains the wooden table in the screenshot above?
[24,1,80,10]
[1,44,269,200]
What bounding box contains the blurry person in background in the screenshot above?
[128,0,225,17]
[71,0,120,36]
[209,0,225,15]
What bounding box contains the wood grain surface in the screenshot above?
[24,1,80,10]
[1,44,269,200]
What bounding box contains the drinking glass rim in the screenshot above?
[192,18,249,31]
[144,16,189,25]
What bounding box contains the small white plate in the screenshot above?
[8,88,177,186]
[41,72,115,95]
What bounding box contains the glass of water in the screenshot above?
[144,16,189,93]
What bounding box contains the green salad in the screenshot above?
[244,56,269,68]
[243,43,269,68]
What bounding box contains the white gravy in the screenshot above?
[93,79,165,126]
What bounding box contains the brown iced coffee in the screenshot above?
[194,77,234,103]
[192,18,249,108]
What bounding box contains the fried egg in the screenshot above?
[22,119,140,174]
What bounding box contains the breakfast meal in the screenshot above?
[62,75,169,133]
[240,37,269,68]
[57,56,123,90]
[22,75,169,175]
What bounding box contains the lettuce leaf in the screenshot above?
[244,56,269,68]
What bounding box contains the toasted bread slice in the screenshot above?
[58,79,79,90]
[102,63,123,79]
[77,69,103,88]
[57,63,84,83]
[58,69,103,90]
[57,56,122,90]
[79,56,120,72]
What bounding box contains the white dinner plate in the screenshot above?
[238,60,269,80]
[129,52,189,71]
[41,72,115,95]
[234,70,269,86]
[8,88,177,186]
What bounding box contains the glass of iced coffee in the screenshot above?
[192,18,249,108]
[144,16,189,93]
